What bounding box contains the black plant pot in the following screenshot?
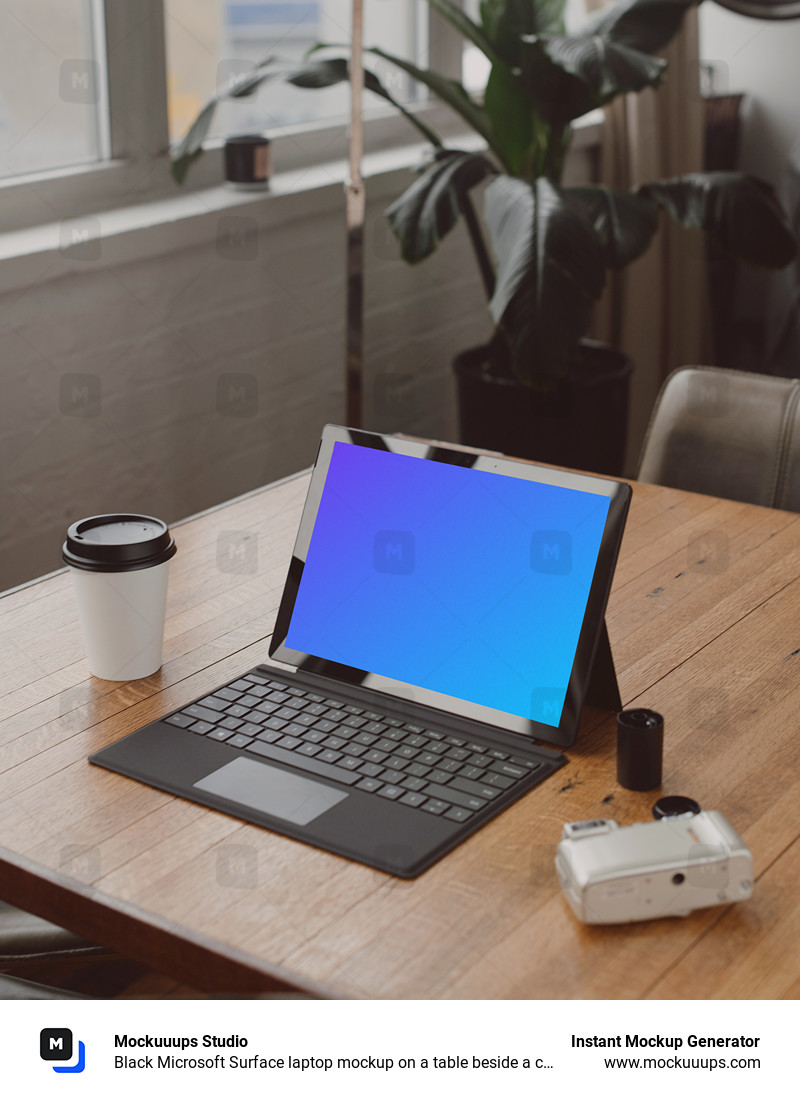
[454,338,634,477]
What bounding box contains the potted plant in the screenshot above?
[172,0,797,474]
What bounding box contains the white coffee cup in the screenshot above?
[63,514,177,681]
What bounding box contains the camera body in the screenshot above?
[555,811,753,924]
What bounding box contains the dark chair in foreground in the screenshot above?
[637,366,800,511]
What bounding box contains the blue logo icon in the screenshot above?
[531,531,572,575]
[40,1028,86,1073]
[373,531,415,575]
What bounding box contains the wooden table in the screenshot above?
[2,470,800,999]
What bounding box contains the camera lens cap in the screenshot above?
[652,796,702,820]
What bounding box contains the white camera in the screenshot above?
[555,811,753,924]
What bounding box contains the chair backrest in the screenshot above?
[637,367,800,512]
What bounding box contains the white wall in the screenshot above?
[0,170,491,590]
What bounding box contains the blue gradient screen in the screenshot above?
[286,443,610,727]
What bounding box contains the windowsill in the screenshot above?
[0,112,603,293]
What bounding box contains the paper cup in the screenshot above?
[63,515,176,681]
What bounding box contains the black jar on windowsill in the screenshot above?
[224,134,272,190]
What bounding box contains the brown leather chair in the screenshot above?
[637,366,800,511]
[0,901,111,971]
[0,972,88,999]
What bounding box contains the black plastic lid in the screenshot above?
[62,514,176,573]
[652,796,702,820]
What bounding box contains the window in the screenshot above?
[0,1,487,234]
[165,0,429,142]
[0,0,108,179]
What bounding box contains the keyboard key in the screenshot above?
[445,806,474,823]
[306,693,325,703]
[297,742,321,757]
[378,785,403,801]
[405,762,430,778]
[490,761,529,780]
[363,710,384,721]
[235,722,263,738]
[437,758,462,773]
[458,765,485,781]
[383,717,403,728]
[383,728,406,742]
[343,704,364,715]
[305,702,328,716]
[275,707,299,721]
[343,741,367,756]
[287,687,306,697]
[325,709,347,722]
[198,695,231,712]
[445,736,466,747]
[227,734,254,749]
[275,735,302,750]
[247,741,360,785]
[255,730,283,744]
[339,756,363,771]
[357,777,383,792]
[301,729,327,744]
[293,713,319,727]
[363,721,387,735]
[231,678,256,691]
[385,755,408,771]
[226,704,251,718]
[184,704,226,724]
[353,732,377,747]
[313,719,338,734]
[266,690,290,703]
[318,749,342,765]
[165,713,194,729]
[426,730,444,741]
[419,752,440,767]
[364,749,387,765]
[282,723,307,738]
[254,700,280,715]
[424,741,448,755]
[423,783,486,812]
[206,727,233,741]
[511,756,542,769]
[238,694,261,709]
[421,799,448,815]
[396,745,419,759]
[468,754,492,768]
[488,749,508,760]
[284,696,307,710]
[428,769,452,785]
[374,739,397,754]
[215,687,241,702]
[244,674,269,685]
[446,747,470,761]
[322,736,347,751]
[403,723,425,734]
[358,762,384,778]
[246,685,270,697]
[400,791,427,808]
[401,776,427,792]
[264,716,288,731]
[343,715,367,729]
[484,772,514,790]
[451,777,500,800]
[189,721,215,735]
[378,769,404,785]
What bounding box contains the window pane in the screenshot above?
[165,0,427,145]
[0,0,105,179]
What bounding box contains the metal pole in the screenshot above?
[345,0,365,428]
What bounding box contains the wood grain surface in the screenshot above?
[1,471,799,999]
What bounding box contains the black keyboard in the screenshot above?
[164,671,542,824]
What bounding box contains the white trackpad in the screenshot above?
[194,757,348,825]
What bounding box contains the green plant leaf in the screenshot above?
[480,0,566,63]
[364,45,505,167]
[170,57,287,183]
[583,0,698,56]
[483,60,544,178]
[565,185,659,268]
[426,0,503,65]
[485,176,606,383]
[516,37,595,128]
[640,172,798,267]
[534,33,667,104]
[290,56,445,147]
[385,150,497,263]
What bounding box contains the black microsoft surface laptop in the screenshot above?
[90,426,631,877]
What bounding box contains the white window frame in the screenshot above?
[0,0,470,235]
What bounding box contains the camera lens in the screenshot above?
[672,873,685,885]
[621,709,660,728]
[617,709,664,791]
